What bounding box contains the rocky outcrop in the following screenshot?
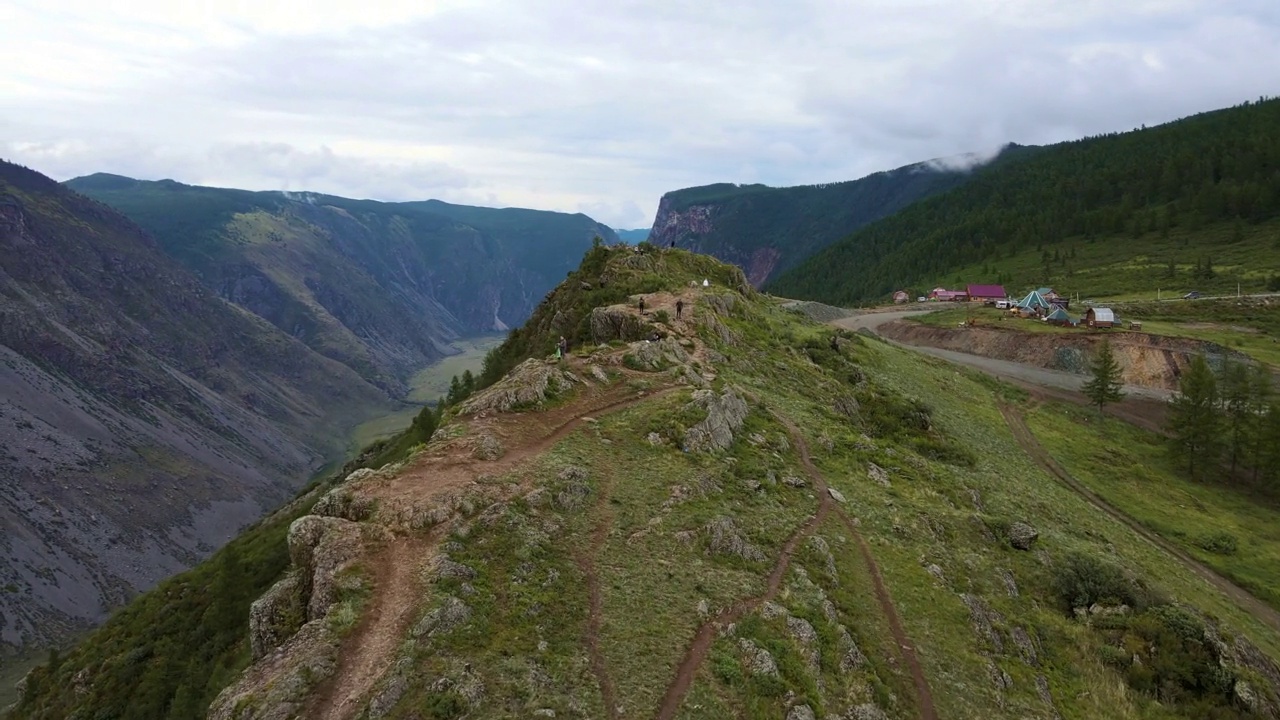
[458,358,579,414]
[682,388,749,452]
[590,306,653,343]
[738,638,779,677]
[705,516,766,562]
[249,575,304,660]
[627,337,690,370]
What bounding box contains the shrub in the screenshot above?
[654,309,671,324]
[1052,552,1153,611]
[1195,531,1238,555]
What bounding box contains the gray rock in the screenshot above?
[1035,674,1061,719]
[249,575,303,660]
[434,556,478,581]
[738,638,779,677]
[968,487,985,511]
[312,487,375,522]
[845,703,889,720]
[472,433,505,461]
[809,535,838,581]
[706,516,767,562]
[925,564,946,582]
[365,672,408,719]
[833,395,859,420]
[589,364,610,383]
[590,305,650,343]
[828,487,847,503]
[682,388,749,452]
[1011,626,1039,665]
[961,593,1005,653]
[998,568,1019,597]
[867,462,890,487]
[783,475,807,488]
[412,595,472,639]
[1008,522,1039,550]
[786,705,816,720]
[837,626,867,671]
[647,432,664,446]
[760,601,788,620]
[458,358,577,414]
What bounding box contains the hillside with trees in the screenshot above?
[647,149,1028,286]
[770,98,1280,304]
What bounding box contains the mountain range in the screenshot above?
[1,164,617,657]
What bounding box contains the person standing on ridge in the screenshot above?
[638,297,645,313]
[676,299,684,320]
[558,335,568,358]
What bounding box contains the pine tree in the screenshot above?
[1167,355,1223,480]
[447,375,463,405]
[1249,366,1274,482]
[461,369,475,397]
[1221,357,1254,477]
[1082,340,1125,415]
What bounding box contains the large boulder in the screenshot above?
[1008,522,1039,550]
[287,515,364,621]
[705,516,766,562]
[682,388,749,452]
[590,305,652,343]
[627,337,689,370]
[249,575,304,660]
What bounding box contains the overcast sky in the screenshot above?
[4,1,1279,228]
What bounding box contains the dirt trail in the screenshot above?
[998,403,1280,634]
[655,413,937,720]
[313,376,681,720]
[579,475,621,718]
[312,535,431,720]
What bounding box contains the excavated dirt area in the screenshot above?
[879,320,1251,391]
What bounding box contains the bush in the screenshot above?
[654,309,671,324]
[1195,531,1239,555]
[1052,552,1153,611]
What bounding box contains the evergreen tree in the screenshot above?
[461,369,475,397]
[1221,357,1254,477]
[1167,355,1223,480]
[1249,367,1275,483]
[1082,339,1125,415]
[447,375,463,405]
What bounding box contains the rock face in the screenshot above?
[682,388,749,452]
[627,337,690,370]
[459,359,578,414]
[590,306,652,343]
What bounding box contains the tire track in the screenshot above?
[998,402,1280,634]
[578,471,621,718]
[655,411,937,719]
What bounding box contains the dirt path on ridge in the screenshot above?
[312,377,682,720]
[654,412,936,720]
[314,535,432,720]
[997,402,1280,634]
[578,471,621,718]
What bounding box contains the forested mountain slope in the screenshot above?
[14,245,1280,720]
[648,149,1025,286]
[0,161,390,655]
[64,175,618,396]
[770,98,1280,304]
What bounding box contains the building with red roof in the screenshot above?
[966,284,1008,301]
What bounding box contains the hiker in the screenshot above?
[638,297,645,313]
[558,335,568,358]
[675,299,684,319]
[669,240,675,249]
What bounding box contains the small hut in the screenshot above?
[1044,307,1072,326]
[1085,307,1115,329]
[892,290,909,304]
[1016,290,1052,311]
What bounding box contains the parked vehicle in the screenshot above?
[1184,291,1201,299]
[917,296,926,302]
[995,300,1010,309]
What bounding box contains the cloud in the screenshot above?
[4,0,1280,229]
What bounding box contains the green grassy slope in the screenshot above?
[13,248,1280,719]
[771,97,1280,304]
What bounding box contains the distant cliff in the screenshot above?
[65,176,619,396]
[648,154,1013,286]
[0,161,390,652]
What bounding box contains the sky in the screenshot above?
[4,1,1280,229]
